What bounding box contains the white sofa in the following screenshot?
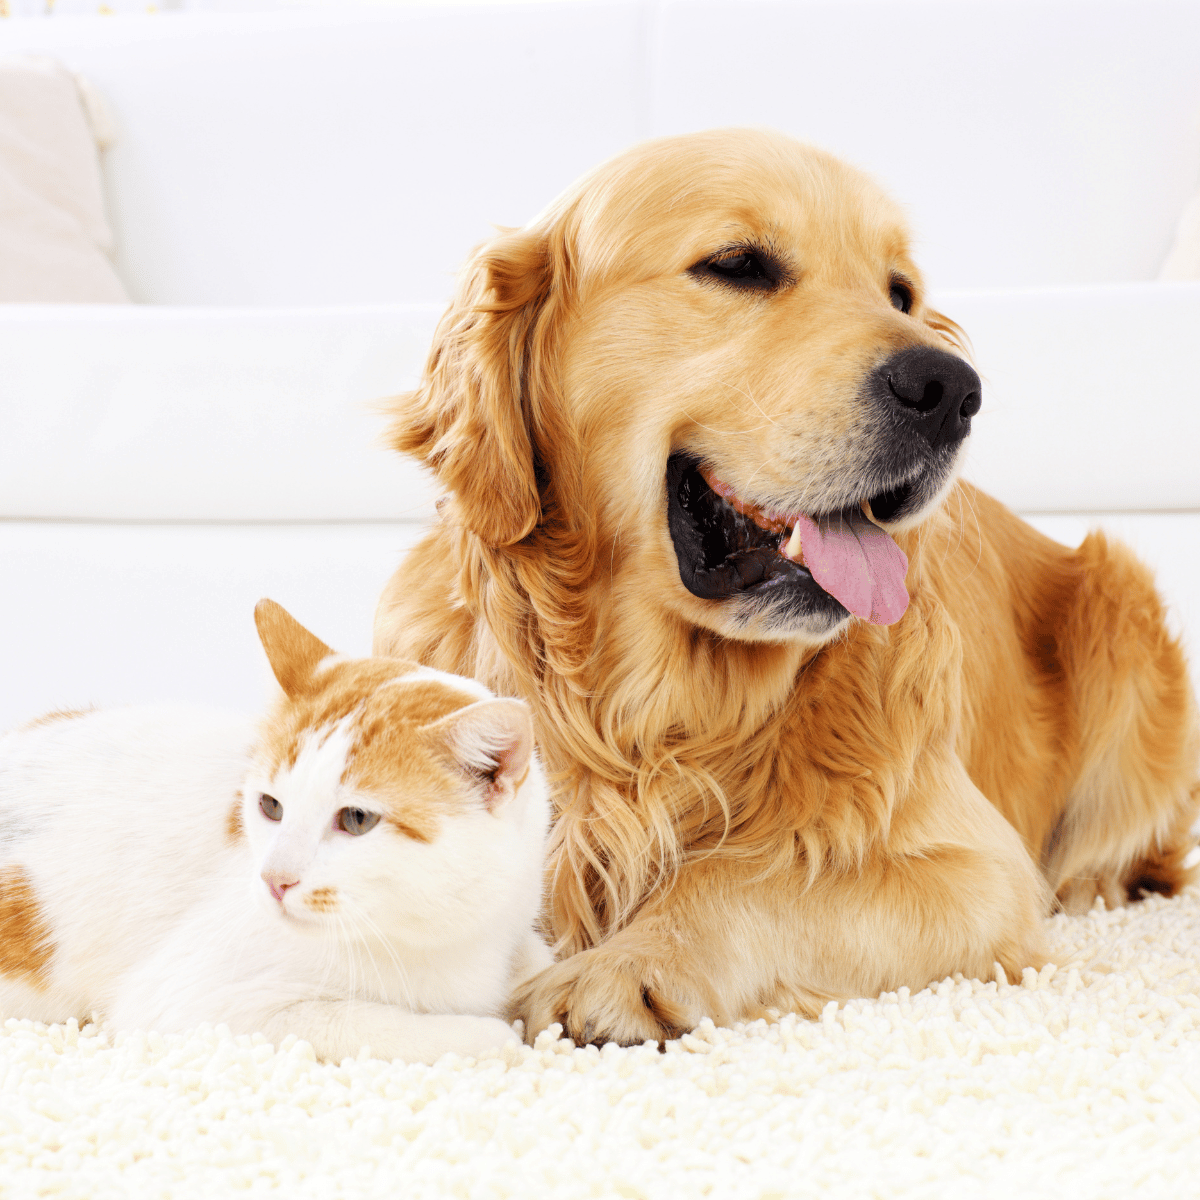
[1,2,1199,730]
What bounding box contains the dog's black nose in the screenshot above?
[875,346,982,452]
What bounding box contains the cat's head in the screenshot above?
[236,600,549,946]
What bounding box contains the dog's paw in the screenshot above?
[511,945,700,1047]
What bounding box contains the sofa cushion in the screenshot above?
[0,8,646,306]
[0,55,128,303]
[0,303,441,521]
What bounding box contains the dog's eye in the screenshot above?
[889,279,914,314]
[692,248,779,290]
[710,252,766,280]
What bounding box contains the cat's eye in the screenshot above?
[336,807,381,836]
[259,794,282,822]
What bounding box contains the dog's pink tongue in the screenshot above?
[791,509,909,624]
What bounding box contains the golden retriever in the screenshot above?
[373,128,1199,1045]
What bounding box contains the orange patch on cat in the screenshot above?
[258,661,478,844]
[261,658,423,771]
[342,679,476,842]
[0,865,55,987]
[304,887,339,912]
[226,793,244,844]
[19,706,93,732]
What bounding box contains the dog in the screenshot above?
[373,128,1199,1045]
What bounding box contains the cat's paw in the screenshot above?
[441,1014,522,1059]
[381,1014,519,1065]
[511,945,699,1047]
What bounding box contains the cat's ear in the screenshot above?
[422,698,535,811]
[254,599,335,698]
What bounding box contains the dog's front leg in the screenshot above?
[512,752,1050,1046]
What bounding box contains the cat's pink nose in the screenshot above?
[262,871,299,903]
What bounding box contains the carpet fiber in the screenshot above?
[2,888,1199,1199]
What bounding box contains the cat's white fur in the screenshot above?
[0,602,552,1064]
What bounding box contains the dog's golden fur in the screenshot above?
[374,129,1199,1044]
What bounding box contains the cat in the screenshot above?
[0,599,552,1064]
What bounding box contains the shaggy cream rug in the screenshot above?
[2,888,1199,1199]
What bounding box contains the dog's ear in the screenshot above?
[389,225,566,548]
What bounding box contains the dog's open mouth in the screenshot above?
[665,454,912,625]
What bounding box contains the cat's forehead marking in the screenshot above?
[261,658,424,771]
[340,677,479,841]
[259,657,483,843]
[0,865,54,989]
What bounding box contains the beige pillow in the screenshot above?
[0,55,130,303]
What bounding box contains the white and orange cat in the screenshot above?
[0,600,551,1064]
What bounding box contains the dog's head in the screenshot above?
[395,128,978,647]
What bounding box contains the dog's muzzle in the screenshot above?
[869,346,982,455]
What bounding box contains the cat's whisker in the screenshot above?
[331,911,356,1002]
[351,915,391,1002]
[320,912,354,1001]
[343,900,413,1009]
